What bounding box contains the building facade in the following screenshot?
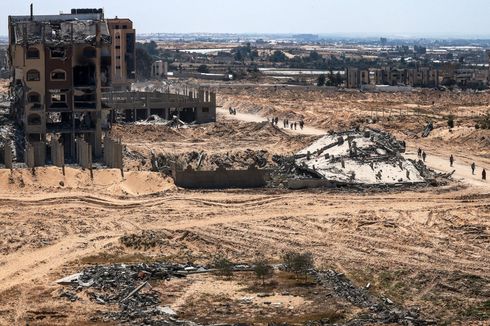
[8,8,113,160]
[106,18,136,90]
[151,60,168,79]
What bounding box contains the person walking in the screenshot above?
[422,151,427,162]
[450,155,454,167]
[482,169,486,181]
[418,148,422,157]
[471,162,476,175]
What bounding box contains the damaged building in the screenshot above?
[7,7,217,165]
[8,8,119,160]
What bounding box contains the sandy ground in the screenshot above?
[0,86,488,324]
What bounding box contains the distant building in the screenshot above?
[375,67,439,88]
[345,68,370,89]
[151,60,168,79]
[106,18,136,90]
[407,67,439,88]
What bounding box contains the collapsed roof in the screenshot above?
[295,129,427,185]
[9,13,111,45]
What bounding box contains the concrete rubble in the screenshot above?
[314,270,436,325]
[273,128,447,187]
[58,262,206,325]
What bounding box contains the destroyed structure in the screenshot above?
[7,7,217,165]
[346,67,440,89]
[290,129,434,186]
[8,8,120,160]
[106,18,136,90]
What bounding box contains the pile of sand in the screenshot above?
[0,167,175,196]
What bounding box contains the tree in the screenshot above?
[282,251,314,280]
[317,74,326,86]
[135,47,153,80]
[253,258,273,285]
[309,51,322,61]
[197,64,210,73]
[213,255,233,278]
[328,72,343,87]
[271,50,288,63]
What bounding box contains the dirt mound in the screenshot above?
[0,167,175,196]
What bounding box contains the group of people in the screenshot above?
[268,117,305,131]
[418,148,486,181]
[228,107,237,115]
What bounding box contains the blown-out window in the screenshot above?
[50,70,66,81]
[26,47,40,59]
[50,48,65,58]
[83,46,96,58]
[27,92,41,103]
[26,70,40,81]
[27,113,41,125]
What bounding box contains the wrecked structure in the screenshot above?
[289,129,434,187]
[375,67,439,88]
[7,7,216,166]
[7,8,121,160]
[106,18,136,90]
[103,88,217,123]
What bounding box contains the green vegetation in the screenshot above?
[282,251,314,279]
[253,257,273,285]
[213,254,233,278]
[197,64,210,73]
[317,74,326,86]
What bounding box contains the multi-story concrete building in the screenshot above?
[345,68,370,88]
[106,18,136,90]
[407,67,439,88]
[8,8,112,160]
[375,67,439,88]
[151,60,168,79]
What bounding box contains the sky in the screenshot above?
[2,0,490,38]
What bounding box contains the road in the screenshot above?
[405,149,489,190]
[217,107,326,136]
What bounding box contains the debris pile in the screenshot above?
[289,129,438,186]
[151,149,271,173]
[315,270,435,325]
[134,115,190,127]
[57,263,206,325]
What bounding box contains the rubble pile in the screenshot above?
[290,129,437,185]
[120,231,169,250]
[315,270,435,325]
[58,263,206,325]
[152,149,271,173]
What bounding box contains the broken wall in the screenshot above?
[172,166,269,189]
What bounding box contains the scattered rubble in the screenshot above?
[58,262,207,325]
[272,128,447,187]
[314,270,436,325]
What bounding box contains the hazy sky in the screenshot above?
[2,0,490,37]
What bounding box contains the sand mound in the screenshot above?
[0,167,175,196]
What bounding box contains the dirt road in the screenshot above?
[406,149,489,190]
[217,107,326,136]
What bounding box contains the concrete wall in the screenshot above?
[173,166,269,189]
[287,178,337,190]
